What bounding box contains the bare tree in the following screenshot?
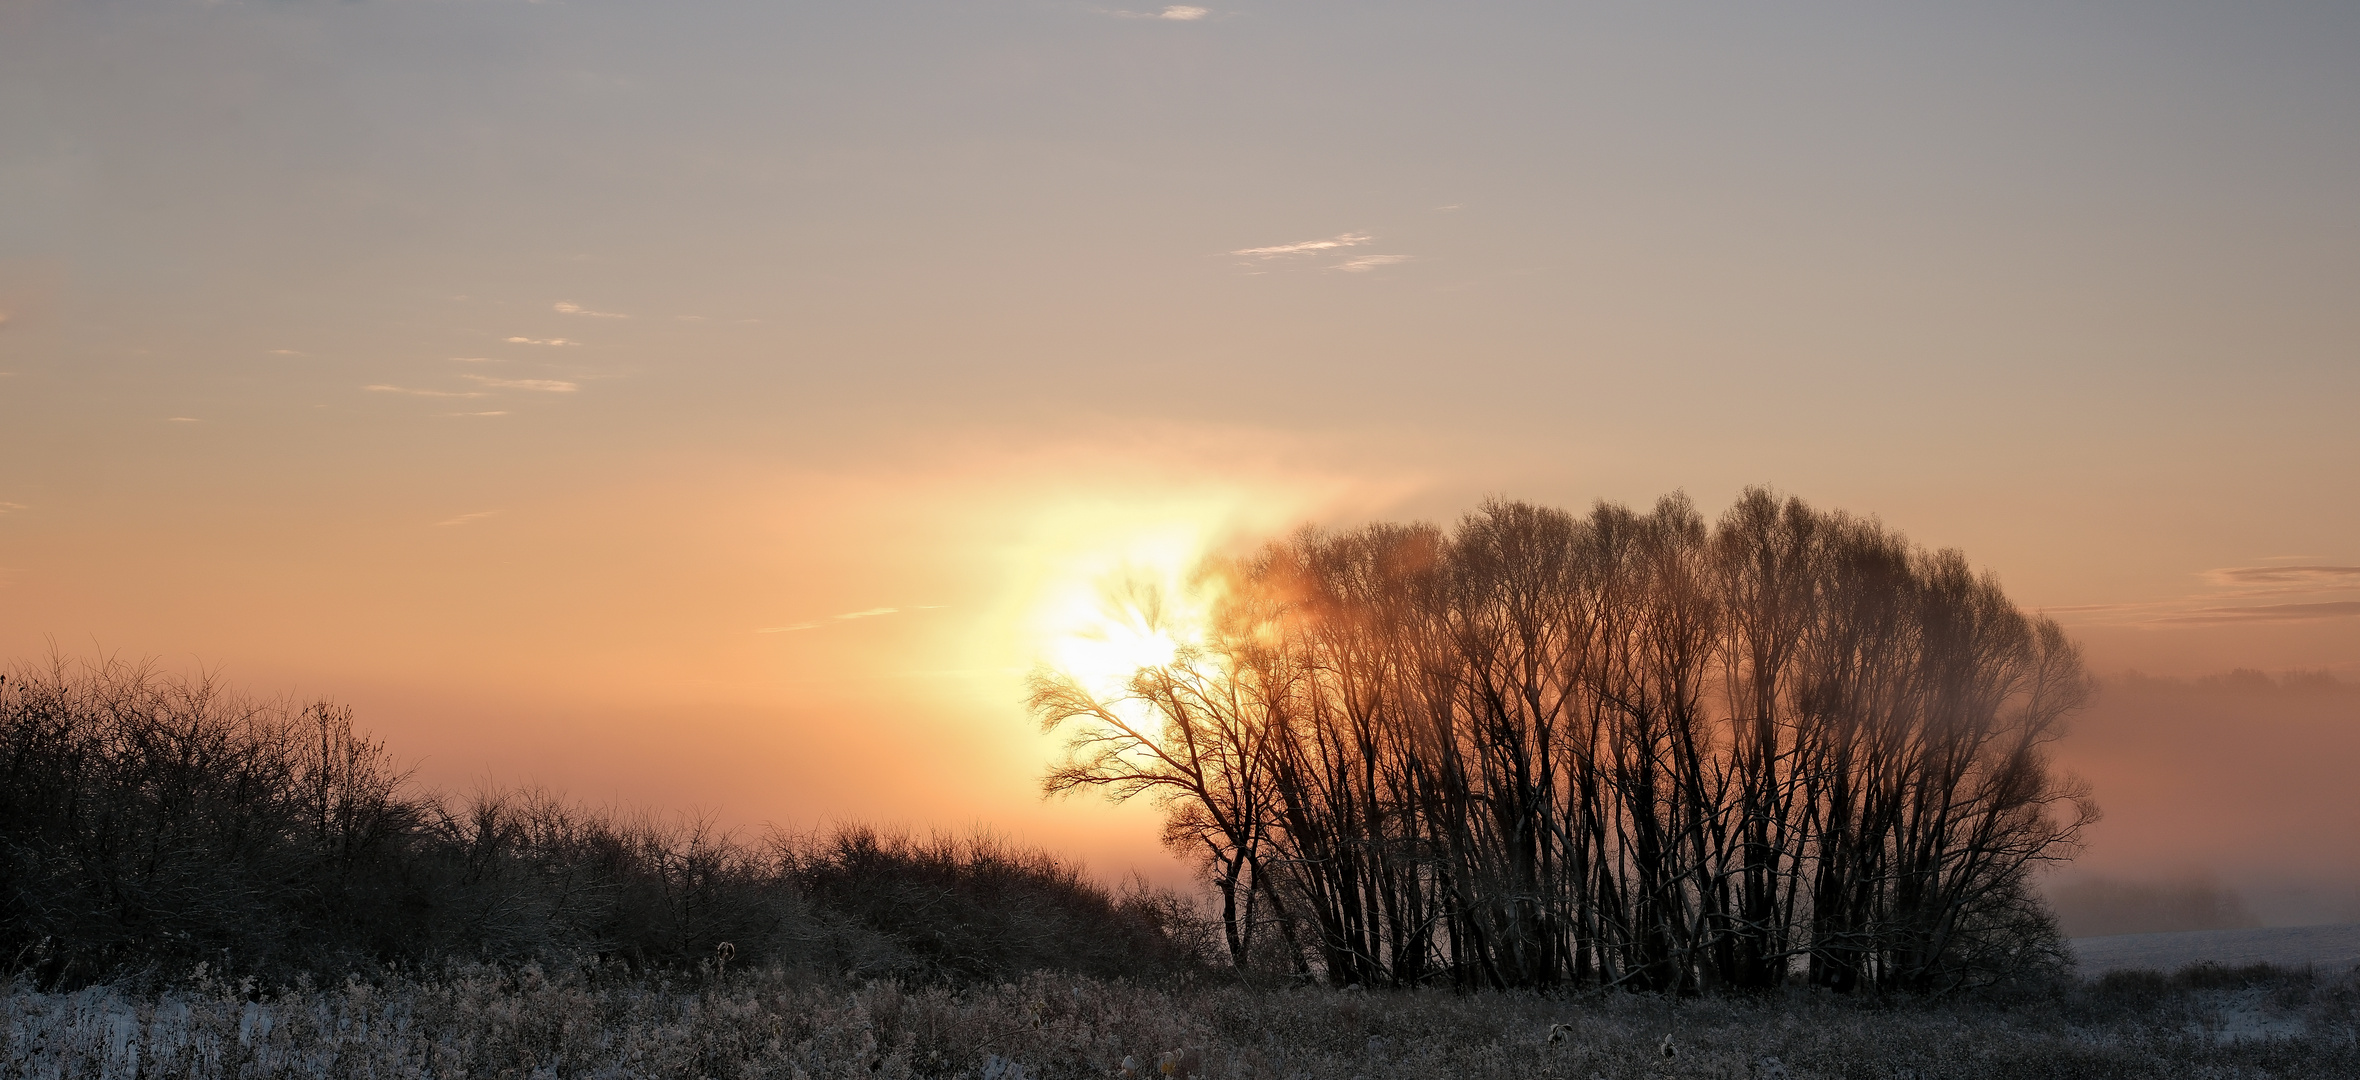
[1031,577,1299,970]
[1036,489,2095,991]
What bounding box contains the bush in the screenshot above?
[788,827,1198,981]
[0,657,1207,989]
[0,656,423,985]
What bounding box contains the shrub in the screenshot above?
[0,657,1206,989]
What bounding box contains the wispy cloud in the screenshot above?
[0,502,25,515]
[462,375,579,393]
[554,301,628,319]
[504,337,578,346]
[2047,563,2360,628]
[755,604,945,634]
[451,356,500,364]
[1110,5,1209,19]
[2152,601,2360,625]
[365,385,490,398]
[441,410,510,418]
[2203,565,2360,588]
[434,510,501,528]
[269,349,303,356]
[1233,232,1372,257]
[1229,232,1412,274]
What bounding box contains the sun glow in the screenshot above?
[835,437,1413,714]
[1033,524,1221,700]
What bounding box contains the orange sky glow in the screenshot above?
[3,0,2356,911]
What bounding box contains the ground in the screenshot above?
[6,962,2358,1079]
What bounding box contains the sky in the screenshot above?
[3,1,2357,905]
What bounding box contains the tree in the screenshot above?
[1034,489,2096,991]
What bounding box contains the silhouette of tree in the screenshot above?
[1036,488,2094,991]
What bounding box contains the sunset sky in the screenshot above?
[3,2,2356,907]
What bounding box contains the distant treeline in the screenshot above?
[1035,489,2094,993]
[2116,668,2354,696]
[2048,875,2260,939]
[0,659,1197,990]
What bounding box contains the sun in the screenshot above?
[1047,587,1186,695]
[1031,525,1218,700]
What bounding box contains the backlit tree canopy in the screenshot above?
[1034,489,2096,992]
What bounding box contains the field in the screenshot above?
[5,964,2357,1080]
[2072,924,2360,977]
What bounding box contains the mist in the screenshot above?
[2048,670,2360,930]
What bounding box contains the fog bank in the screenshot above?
[2047,671,2360,928]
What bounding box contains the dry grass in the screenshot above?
[5,964,2357,1079]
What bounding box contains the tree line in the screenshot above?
[1034,489,2095,993]
[0,657,1196,989]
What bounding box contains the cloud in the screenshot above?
[451,357,499,364]
[0,502,25,514]
[365,384,491,398]
[2203,566,2360,588]
[463,375,579,392]
[1111,4,1209,18]
[2049,564,2360,627]
[441,410,510,417]
[1330,254,1412,273]
[433,510,501,528]
[1233,232,1372,257]
[2152,601,2360,625]
[554,301,628,319]
[757,605,943,634]
[504,337,578,346]
[270,349,302,355]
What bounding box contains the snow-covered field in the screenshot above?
[2073,923,2360,976]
